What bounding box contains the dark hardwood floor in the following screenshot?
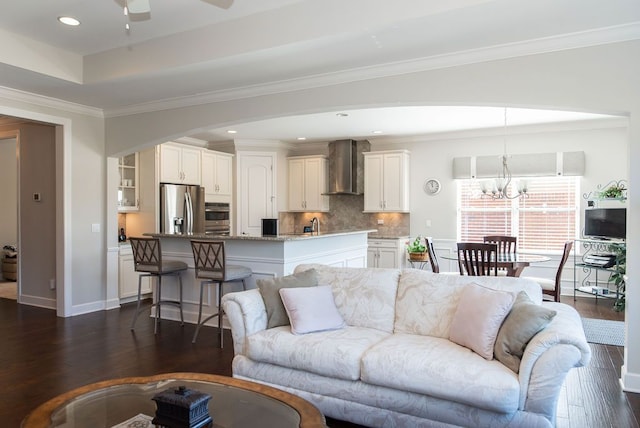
[0,295,637,428]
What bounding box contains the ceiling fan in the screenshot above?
[126,0,234,15]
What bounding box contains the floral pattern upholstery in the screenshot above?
[247,325,389,380]
[295,264,399,333]
[222,265,591,428]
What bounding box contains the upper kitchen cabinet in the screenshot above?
[288,155,329,212]
[364,150,410,212]
[118,153,139,212]
[159,142,201,185]
[201,150,233,202]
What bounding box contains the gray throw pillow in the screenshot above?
[257,269,318,328]
[494,291,557,373]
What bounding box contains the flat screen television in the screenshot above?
[584,208,626,240]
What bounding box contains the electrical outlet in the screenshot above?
[425,219,432,227]
[377,219,384,225]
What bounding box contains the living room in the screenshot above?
[0,1,639,426]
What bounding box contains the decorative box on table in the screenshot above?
[152,385,212,428]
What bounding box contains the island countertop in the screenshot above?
[146,229,377,241]
[139,230,370,327]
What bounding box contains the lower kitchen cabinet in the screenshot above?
[119,245,151,302]
[367,238,406,269]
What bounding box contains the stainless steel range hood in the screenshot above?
[324,139,370,195]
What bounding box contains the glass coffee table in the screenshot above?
[22,373,326,428]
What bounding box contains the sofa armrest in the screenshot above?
[221,289,268,356]
[517,302,591,422]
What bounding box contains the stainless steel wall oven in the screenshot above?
[204,202,231,235]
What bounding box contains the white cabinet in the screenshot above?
[202,150,233,202]
[288,156,329,212]
[119,245,151,302]
[118,153,139,212]
[367,238,405,269]
[364,150,410,212]
[159,143,201,185]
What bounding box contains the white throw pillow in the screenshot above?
[279,285,346,335]
[449,283,515,359]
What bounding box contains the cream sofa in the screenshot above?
[221,264,591,428]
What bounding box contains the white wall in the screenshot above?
[376,122,630,241]
[0,93,105,316]
[0,138,17,248]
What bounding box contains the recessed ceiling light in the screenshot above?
[336,113,349,117]
[227,130,237,134]
[297,137,307,141]
[58,16,80,26]
[372,130,383,134]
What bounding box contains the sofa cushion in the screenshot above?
[449,283,515,359]
[246,325,389,381]
[257,268,318,328]
[494,291,557,373]
[395,269,542,338]
[279,285,346,334]
[295,264,400,333]
[361,333,520,414]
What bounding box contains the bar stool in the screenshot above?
[129,237,187,334]
[190,240,252,346]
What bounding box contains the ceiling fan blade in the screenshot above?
[127,0,151,14]
[200,0,234,9]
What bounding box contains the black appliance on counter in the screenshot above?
[261,218,278,236]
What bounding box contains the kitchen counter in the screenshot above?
[147,229,377,241]
[143,230,371,328]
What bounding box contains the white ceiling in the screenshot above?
[1,0,638,142]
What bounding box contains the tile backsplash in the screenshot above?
[279,194,409,237]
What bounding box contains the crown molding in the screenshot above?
[0,86,103,118]
[103,23,640,118]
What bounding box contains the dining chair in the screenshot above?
[426,238,458,274]
[190,240,252,346]
[483,235,517,253]
[457,242,498,276]
[129,237,187,334]
[483,235,517,275]
[522,241,573,302]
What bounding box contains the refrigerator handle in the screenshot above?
[185,192,193,234]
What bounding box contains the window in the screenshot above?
[458,176,579,252]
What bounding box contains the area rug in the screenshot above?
[581,317,625,346]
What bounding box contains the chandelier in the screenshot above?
[480,108,529,200]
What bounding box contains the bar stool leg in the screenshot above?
[130,273,144,330]
[178,273,184,326]
[218,281,224,348]
[192,280,207,343]
[155,276,162,334]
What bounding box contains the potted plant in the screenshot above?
[599,182,626,199]
[609,242,626,311]
[407,235,428,261]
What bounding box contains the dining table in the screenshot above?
[440,252,550,277]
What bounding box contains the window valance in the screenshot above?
[452,151,584,179]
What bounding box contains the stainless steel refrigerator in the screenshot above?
[160,183,205,234]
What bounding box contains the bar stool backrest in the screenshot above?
[130,237,162,273]
[191,241,225,281]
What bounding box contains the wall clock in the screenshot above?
[423,178,441,195]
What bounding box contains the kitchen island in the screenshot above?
[142,230,374,326]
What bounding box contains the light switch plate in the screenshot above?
[91,223,100,233]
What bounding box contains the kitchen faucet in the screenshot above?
[310,217,319,235]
